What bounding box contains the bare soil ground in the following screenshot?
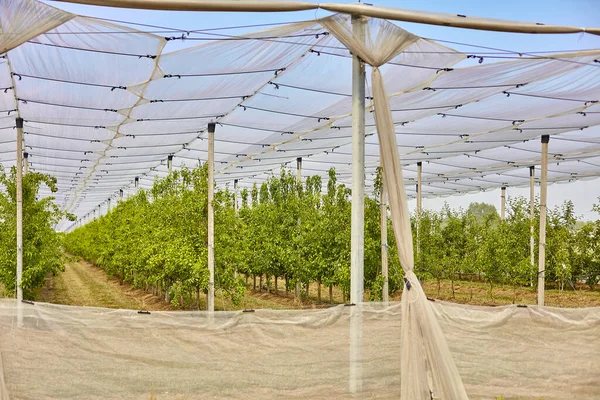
[417,279,600,308]
[35,257,337,311]
[34,256,600,310]
[36,257,173,311]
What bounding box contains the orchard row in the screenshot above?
[61,165,600,306]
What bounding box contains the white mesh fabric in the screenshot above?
[0,299,599,399]
[0,0,73,54]
[2,3,599,227]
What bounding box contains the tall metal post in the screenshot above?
[295,157,302,300]
[380,167,388,303]
[207,122,215,312]
[120,189,123,201]
[350,15,366,305]
[167,155,173,173]
[416,162,423,217]
[234,179,239,213]
[501,186,506,219]
[134,176,139,188]
[349,14,366,396]
[538,135,549,306]
[233,178,239,279]
[107,198,111,213]
[529,166,535,269]
[15,118,24,302]
[23,152,29,174]
[416,162,422,253]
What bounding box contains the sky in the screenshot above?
[41,0,600,220]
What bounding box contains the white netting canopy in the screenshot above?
[1,0,600,399]
[0,0,599,229]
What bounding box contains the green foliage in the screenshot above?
[64,166,400,305]
[65,164,600,307]
[416,197,600,300]
[0,166,66,299]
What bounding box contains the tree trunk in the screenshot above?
[275,276,278,294]
[245,275,248,286]
[318,282,321,302]
[329,286,333,304]
[259,275,263,292]
[437,279,441,298]
[469,277,473,302]
[306,282,310,300]
[197,286,201,310]
[253,275,256,290]
[451,279,455,299]
[164,280,170,304]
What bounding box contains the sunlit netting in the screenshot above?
[2,0,600,399]
[0,300,599,400]
[1,0,599,230]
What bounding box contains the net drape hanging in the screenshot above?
[320,14,468,399]
[0,0,73,54]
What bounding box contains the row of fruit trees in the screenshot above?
[1,163,599,303]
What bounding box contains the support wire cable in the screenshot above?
[423,37,600,67]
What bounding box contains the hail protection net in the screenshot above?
[0,300,599,400]
[2,0,600,398]
[1,0,599,229]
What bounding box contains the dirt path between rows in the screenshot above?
[34,256,600,310]
[37,257,173,311]
[34,257,330,311]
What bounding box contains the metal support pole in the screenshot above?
[15,118,24,302]
[350,15,366,306]
[380,168,388,303]
[416,162,422,253]
[296,157,302,181]
[501,186,507,219]
[529,166,535,269]
[295,157,302,301]
[23,152,29,174]
[107,198,111,213]
[416,162,422,218]
[207,122,215,312]
[349,14,366,396]
[538,135,549,306]
[120,189,123,200]
[233,178,239,279]
[167,155,173,173]
[134,177,139,188]
[234,179,239,213]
